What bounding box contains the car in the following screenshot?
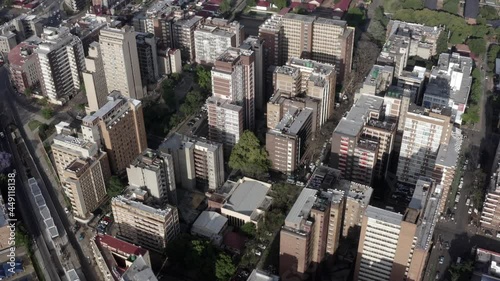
[255,251,261,256]
[102,220,109,226]
[444,241,450,249]
[468,208,472,214]
[78,233,85,241]
[258,244,267,250]
[439,256,445,264]
[0,132,4,138]
[435,271,440,280]
[64,207,69,214]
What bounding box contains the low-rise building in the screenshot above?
[220,177,272,227]
[191,211,228,245]
[472,248,500,280]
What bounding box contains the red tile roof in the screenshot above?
[95,234,148,257]
[333,0,351,11]
[257,1,270,7]
[7,42,37,68]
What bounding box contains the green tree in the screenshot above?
[171,73,181,82]
[373,6,389,27]
[293,7,307,14]
[247,0,256,6]
[480,6,498,20]
[436,29,449,55]
[220,0,231,13]
[162,79,176,107]
[180,91,204,116]
[215,253,236,281]
[229,130,270,177]
[269,183,301,211]
[462,105,480,125]
[467,38,487,56]
[196,65,212,91]
[443,0,459,14]
[272,0,287,10]
[24,87,32,97]
[168,113,184,129]
[107,176,125,197]
[77,103,86,111]
[401,0,423,9]
[240,222,256,238]
[41,107,54,119]
[368,20,387,44]
[345,7,366,27]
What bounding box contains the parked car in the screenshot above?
[78,233,85,241]
[439,256,445,264]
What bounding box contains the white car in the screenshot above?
[468,208,472,214]
[255,251,261,256]
[64,208,69,214]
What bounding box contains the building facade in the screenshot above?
[36,27,85,104]
[100,26,144,99]
[8,40,40,93]
[82,42,108,114]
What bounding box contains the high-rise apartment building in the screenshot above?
[127,148,177,205]
[136,32,159,86]
[173,16,203,62]
[133,5,182,49]
[82,91,148,174]
[62,153,111,219]
[99,26,144,99]
[36,27,85,104]
[8,39,40,93]
[266,107,313,174]
[267,91,320,132]
[112,192,180,252]
[51,122,111,219]
[279,188,344,281]
[386,21,443,59]
[240,36,265,113]
[396,105,452,185]
[194,26,235,65]
[258,15,283,67]
[82,42,108,114]
[206,97,244,153]
[212,47,255,129]
[377,34,410,78]
[331,94,396,186]
[160,133,225,192]
[354,178,440,281]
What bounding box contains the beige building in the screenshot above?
[81,91,147,174]
[99,26,144,99]
[62,153,111,219]
[82,42,108,114]
[112,191,180,252]
[481,141,500,232]
[354,178,440,281]
[279,188,344,281]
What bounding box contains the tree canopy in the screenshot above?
[41,107,54,119]
[196,66,211,92]
[479,6,498,20]
[166,234,236,281]
[220,0,231,14]
[229,130,270,177]
[240,222,256,238]
[107,176,125,197]
[272,0,287,10]
[467,38,487,56]
[345,7,366,27]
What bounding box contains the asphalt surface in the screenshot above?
[0,67,99,280]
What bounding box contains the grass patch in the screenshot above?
[28,120,43,131]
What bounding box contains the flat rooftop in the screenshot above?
[288,57,335,74]
[347,182,373,206]
[222,178,271,216]
[285,188,317,228]
[192,211,227,235]
[334,94,384,137]
[274,107,312,135]
[112,195,174,218]
[283,13,316,22]
[436,128,462,168]
[365,205,403,226]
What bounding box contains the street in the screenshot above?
[0,67,100,280]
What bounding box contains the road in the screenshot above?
[0,67,99,280]
[0,112,61,281]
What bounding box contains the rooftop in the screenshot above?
[283,13,316,23]
[273,107,313,135]
[95,234,148,257]
[216,47,253,63]
[112,195,174,218]
[436,127,462,168]
[288,58,335,75]
[222,178,272,217]
[258,15,283,32]
[247,269,279,281]
[7,39,40,68]
[334,94,384,137]
[347,182,373,206]
[275,65,301,78]
[175,15,203,27]
[306,166,345,191]
[192,211,228,235]
[411,178,440,250]
[284,188,317,228]
[121,255,157,281]
[365,205,403,226]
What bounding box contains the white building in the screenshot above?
[206,96,244,152]
[423,53,473,125]
[191,211,228,245]
[220,177,272,227]
[99,26,144,99]
[36,27,85,104]
[194,25,236,65]
[127,148,177,205]
[396,105,452,185]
